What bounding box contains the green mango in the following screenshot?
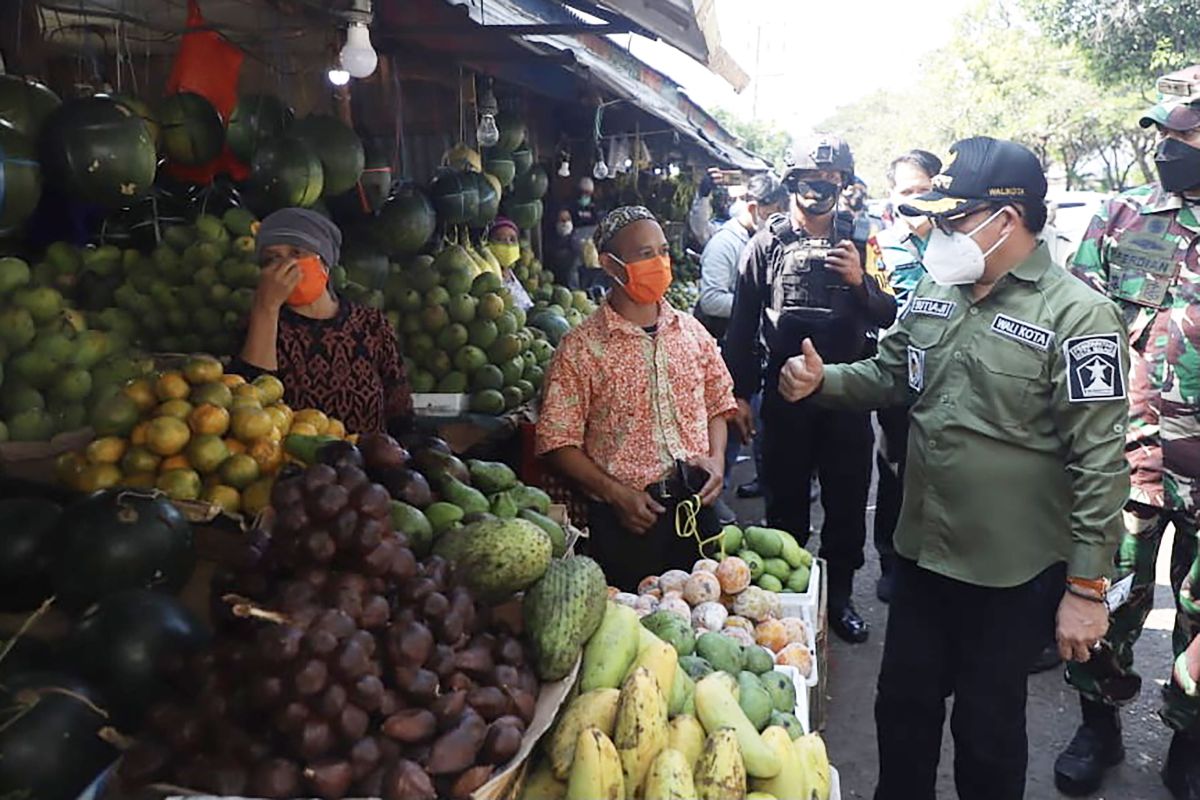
[641,610,695,657]
[424,501,465,535]
[695,632,743,675]
[785,564,811,593]
[764,558,791,581]
[467,458,518,494]
[490,489,520,519]
[721,525,743,554]
[744,526,784,558]
[510,483,552,515]
[778,530,812,569]
[739,549,765,580]
[759,670,797,713]
[679,655,714,681]
[737,671,774,731]
[756,574,784,593]
[769,710,805,740]
[390,500,433,556]
[742,645,776,675]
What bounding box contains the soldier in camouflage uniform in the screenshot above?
[1057,82,1200,799]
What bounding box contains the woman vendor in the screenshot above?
[234,208,413,434]
[485,217,534,311]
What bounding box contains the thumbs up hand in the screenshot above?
[779,339,825,402]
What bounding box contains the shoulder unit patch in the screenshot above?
[990,313,1053,351]
[1064,333,1126,403]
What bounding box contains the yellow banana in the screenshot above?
[642,748,697,800]
[793,733,832,800]
[548,688,622,779]
[694,673,780,778]
[751,726,808,800]
[615,667,669,799]
[581,602,642,691]
[623,630,678,701]
[694,728,747,800]
[566,727,625,800]
[667,715,706,769]
[521,758,568,800]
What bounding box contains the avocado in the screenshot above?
[467,459,519,494]
[440,475,490,515]
[744,526,784,558]
[490,489,520,519]
[518,509,567,556]
[423,501,465,535]
[695,631,743,675]
[389,500,433,556]
[737,671,774,731]
[511,484,552,515]
[759,669,798,712]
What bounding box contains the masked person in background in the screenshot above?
[870,149,942,603]
[235,208,413,435]
[1057,77,1200,800]
[537,206,737,591]
[486,217,534,311]
[544,208,582,290]
[724,135,896,643]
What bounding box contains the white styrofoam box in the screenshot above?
[778,559,821,629]
[411,392,469,416]
[773,664,811,734]
[831,765,843,800]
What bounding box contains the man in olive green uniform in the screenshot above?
[1057,83,1200,799]
[779,137,1129,800]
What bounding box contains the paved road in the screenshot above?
[725,460,1178,800]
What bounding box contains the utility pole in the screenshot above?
[751,22,762,119]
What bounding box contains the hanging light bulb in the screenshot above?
[593,145,609,180]
[558,157,571,178]
[340,22,378,79]
[475,77,500,147]
[327,66,351,86]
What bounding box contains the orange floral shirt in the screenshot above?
[537,300,737,490]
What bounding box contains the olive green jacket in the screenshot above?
[820,244,1129,587]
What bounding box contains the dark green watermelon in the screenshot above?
[473,171,500,227]
[107,94,159,146]
[502,197,543,230]
[484,154,516,188]
[52,489,195,612]
[40,96,156,209]
[511,146,534,176]
[0,121,42,239]
[515,164,549,201]
[0,497,62,611]
[358,141,393,213]
[155,92,225,166]
[0,75,61,139]
[495,111,527,153]
[226,93,293,162]
[66,590,208,727]
[376,185,436,255]
[429,168,479,226]
[343,248,390,291]
[291,114,365,197]
[244,137,324,213]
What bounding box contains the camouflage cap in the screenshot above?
[1139,99,1200,133]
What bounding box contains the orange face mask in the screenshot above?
[287,256,329,306]
[611,253,672,305]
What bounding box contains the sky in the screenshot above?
[618,0,961,137]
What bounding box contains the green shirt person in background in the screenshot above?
[1057,73,1200,800]
[778,137,1128,800]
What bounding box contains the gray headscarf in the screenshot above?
[255,208,343,268]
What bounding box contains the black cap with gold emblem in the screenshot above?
[898,136,1047,220]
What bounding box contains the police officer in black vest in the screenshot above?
[725,135,897,643]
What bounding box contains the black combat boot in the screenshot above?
[1054,698,1125,795]
[1163,729,1200,799]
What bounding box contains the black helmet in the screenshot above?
[783,135,855,183]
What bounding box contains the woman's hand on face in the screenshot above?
[255,261,301,310]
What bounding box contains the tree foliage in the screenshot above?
[818,2,1157,194]
[1028,0,1200,87]
[711,108,791,171]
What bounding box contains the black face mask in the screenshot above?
[1154,137,1200,194]
[793,180,840,215]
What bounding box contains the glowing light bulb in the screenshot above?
[477,113,500,147]
[593,159,609,180]
[327,67,351,86]
[340,22,378,79]
[558,159,571,178]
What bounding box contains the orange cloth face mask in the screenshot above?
[611,253,672,305]
[287,256,329,306]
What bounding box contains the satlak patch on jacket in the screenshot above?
[908,298,956,319]
[1064,333,1126,403]
[990,313,1053,351]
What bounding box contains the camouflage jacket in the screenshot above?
[1071,184,1200,510]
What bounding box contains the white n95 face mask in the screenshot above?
[922,207,1010,286]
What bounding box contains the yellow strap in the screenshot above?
[675,495,724,561]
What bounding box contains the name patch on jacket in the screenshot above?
[990,314,1053,351]
[1064,333,1126,403]
[908,298,956,318]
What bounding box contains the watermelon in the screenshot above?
[291,113,365,197]
[502,197,543,230]
[515,164,549,201]
[0,121,42,238]
[343,248,391,291]
[511,146,534,176]
[0,74,61,138]
[0,497,62,611]
[430,168,479,226]
[245,137,324,213]
[107,94,160,146]
[495,112,527,153]
[227,93,293,162]
[530,310,571,346]
[484,154,516,188]
[40,96,156,209]
[155,92,225,166]
[473,171,500,227]
[376,185,436,255]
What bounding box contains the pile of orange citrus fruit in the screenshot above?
[57,355,351,515]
